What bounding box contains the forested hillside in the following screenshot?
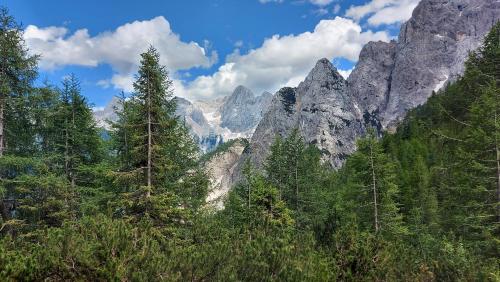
[0,7,498,281]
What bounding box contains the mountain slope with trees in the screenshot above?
[0,7,498,281]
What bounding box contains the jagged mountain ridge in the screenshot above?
[93,85,272,152]
[234,0,500,182]
[220,86,273,133]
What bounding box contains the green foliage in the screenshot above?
[199,138,249,164]
[110,46,208,228]
[0,8,499,281]
[340,130,406,236]
[265,129,332,230]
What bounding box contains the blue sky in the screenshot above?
[3,0,418,107]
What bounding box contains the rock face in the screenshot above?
[93,96,120,129]
[220,86,273,133]
[234,59,364,181]
[347,41,397,132]
[377,0,500,128]
[234,0,500,180]
[93,85,272,153]
[174,97,211,137]
[205,140,246,209]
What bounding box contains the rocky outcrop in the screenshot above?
[220,86,273,133]
[233,0,500,182]
[380,0,500,128]
[93,87,269,153]
[347,41,397,132]
[205,139,247,209]
[174,97,211,137]
[234,59,364,182]
[93,96,120,129]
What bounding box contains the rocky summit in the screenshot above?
[236,0,500,178]
[220,86,273,133]
[94,85,272,153]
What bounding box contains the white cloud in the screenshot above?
[26,15,390,101]
[260,0,335,6]
[313,8,329,16]
[332,4,341,14]
[309,0,334,7]
[96,79,111,89]
[338,68,353,79]
[345,0,419,26]
[25,16,217,76]
[176,17,390,100]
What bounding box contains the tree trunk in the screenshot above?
[146,74,152,198]
[370,141,379,232]
[122,93,129,168]
[70,93,76,189]
[0,98,4,157]
[295,162,299,212]
[65,116,70,184]
[495,110,500,223]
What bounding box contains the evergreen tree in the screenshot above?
[265,129,328,229]
[342,130,406,236]
[0,7,38,157]
[52,75,102,188]
[112,46,207,225]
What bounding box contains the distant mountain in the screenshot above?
[93,85,273,153]
[93,96,120,129]
[220,86,273,133]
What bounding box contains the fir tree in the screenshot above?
[343,130,406,236]
[0,7,38,157]
[112,46,207,225]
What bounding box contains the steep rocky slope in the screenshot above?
[204,139,247,209]
[93,85,272,153]
[233,0,500,183]
[241,59,364,171]
[220,86,273,133]
[353,0,500,129]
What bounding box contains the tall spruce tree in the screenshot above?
[342,130,406,236]
[51,75,102,188]
[265,129,327,229]
[0,7,38,157]
[113,46,207,225]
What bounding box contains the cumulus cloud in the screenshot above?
[259,0,335,6]
[338,68,353,80]
[24,16,217,75]
[309,0,334,7]
[26,15,390,101]
[345,0,419,26]
[332,4,341,14]
[176,17,389,100]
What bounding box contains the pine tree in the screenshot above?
[0,7,38,157]
[265,129,327,229]
[52,75,102,188]
[112,46,207,225]
[343,130,406,236]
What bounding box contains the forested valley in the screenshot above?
[0,8,499,281]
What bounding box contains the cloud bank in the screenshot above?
[25,16,390,100]
[177,17,389,99]
[24,16,217,92]
[345,0,419,26]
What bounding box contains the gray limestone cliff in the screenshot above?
[220,86,273,133]
[233,0,500,185]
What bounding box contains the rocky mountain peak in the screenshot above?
[305,58,345,86]
[231,0,499,185]
[220,85,273,133]
[225,85,254,104]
